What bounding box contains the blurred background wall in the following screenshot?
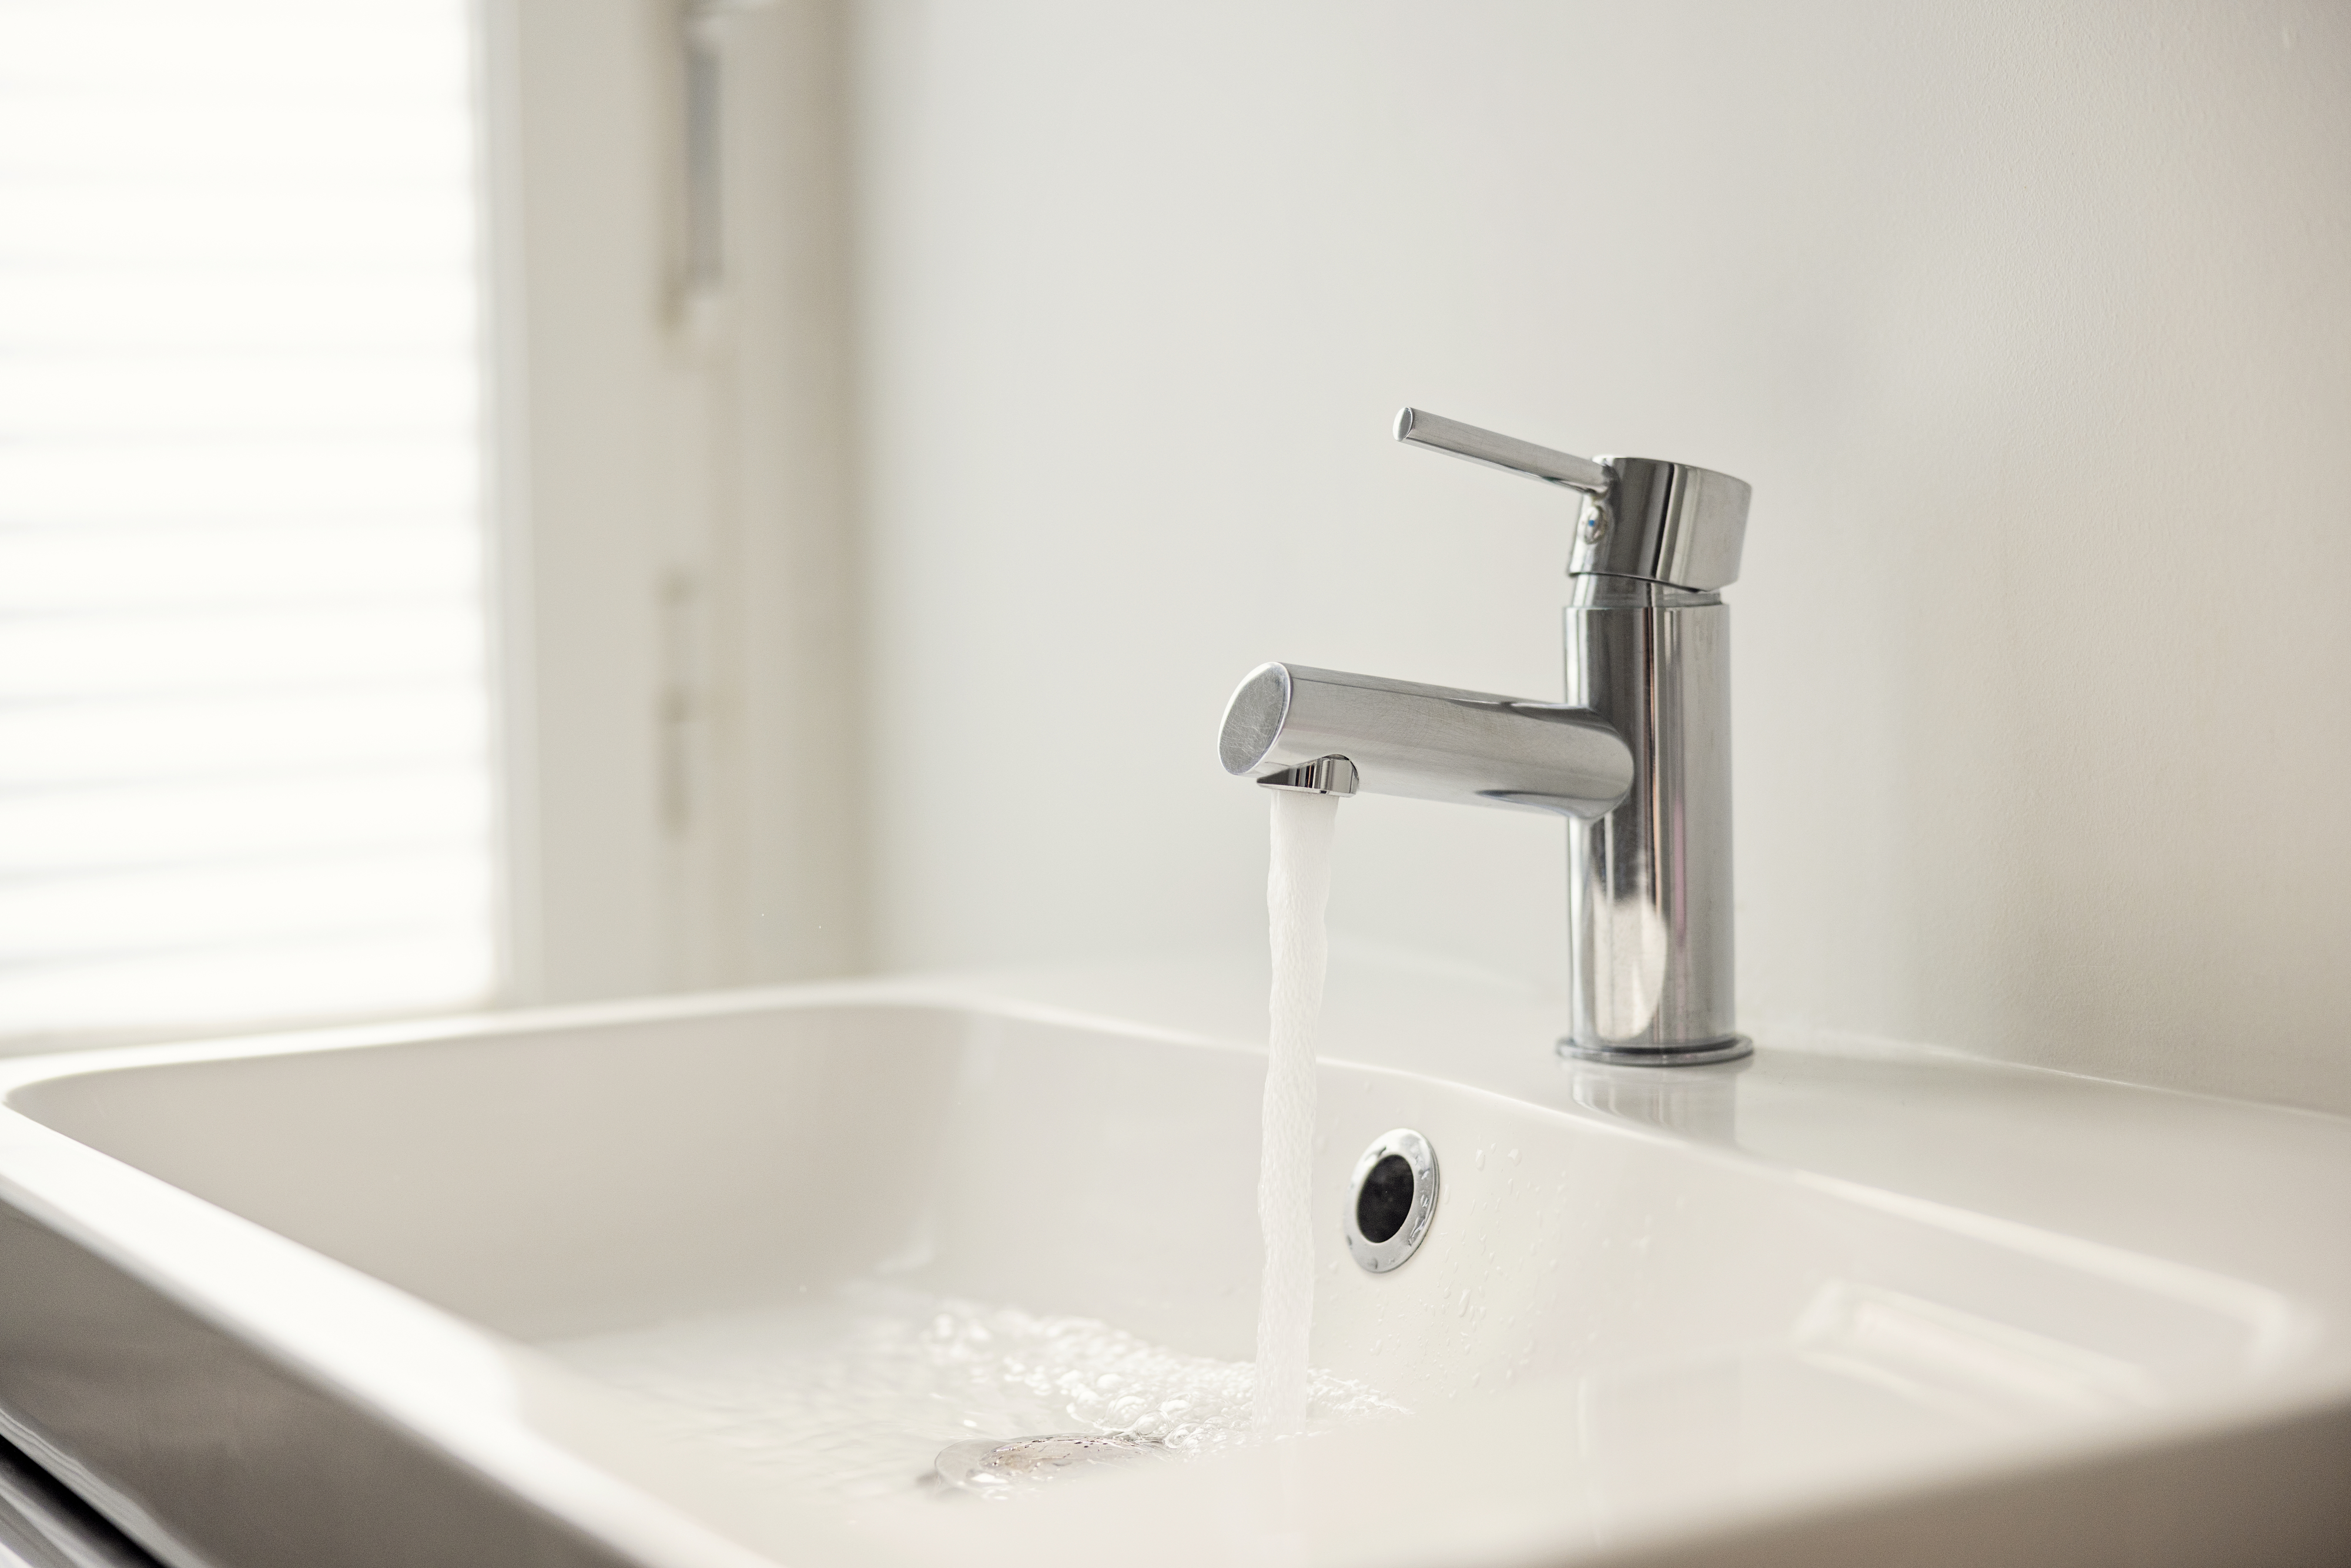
[9,1,2346,1119]
[845,1,2351,1113]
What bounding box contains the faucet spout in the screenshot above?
[1256,754,1360,796]
[1219,663,1633,818]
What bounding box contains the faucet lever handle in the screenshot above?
[1394,407,1610,494]
[1395,405,1751,592]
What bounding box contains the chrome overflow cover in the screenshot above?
[1344,1128,1438,1273]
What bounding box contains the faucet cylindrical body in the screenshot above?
[1561,576,1740,1063]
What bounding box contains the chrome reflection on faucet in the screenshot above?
[1219,408,1753,1067]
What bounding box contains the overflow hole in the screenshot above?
[1355,1154,1415,1244]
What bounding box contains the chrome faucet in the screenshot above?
[1219,408,1753,1066]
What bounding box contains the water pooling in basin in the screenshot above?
[540,1284,1401,1502]
[541,795,1365,1497]
[1256,787,1341,1433]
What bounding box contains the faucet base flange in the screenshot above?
[1558,1034,1753,1068]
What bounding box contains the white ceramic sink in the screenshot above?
[1,962,2347,1568]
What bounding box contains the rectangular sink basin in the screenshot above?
[2,972,2348,1568]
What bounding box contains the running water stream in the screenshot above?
[1253,787,1342,1433]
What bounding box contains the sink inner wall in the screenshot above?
[8,1006,1260,1351]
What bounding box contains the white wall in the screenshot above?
[848,2,2351,1113]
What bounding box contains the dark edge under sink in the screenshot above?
[0,1438,160,1568]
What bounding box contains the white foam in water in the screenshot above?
[542,1284,1400,1502]
[1256,788,1342,1433]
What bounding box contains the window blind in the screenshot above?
[0,0,499,1045]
